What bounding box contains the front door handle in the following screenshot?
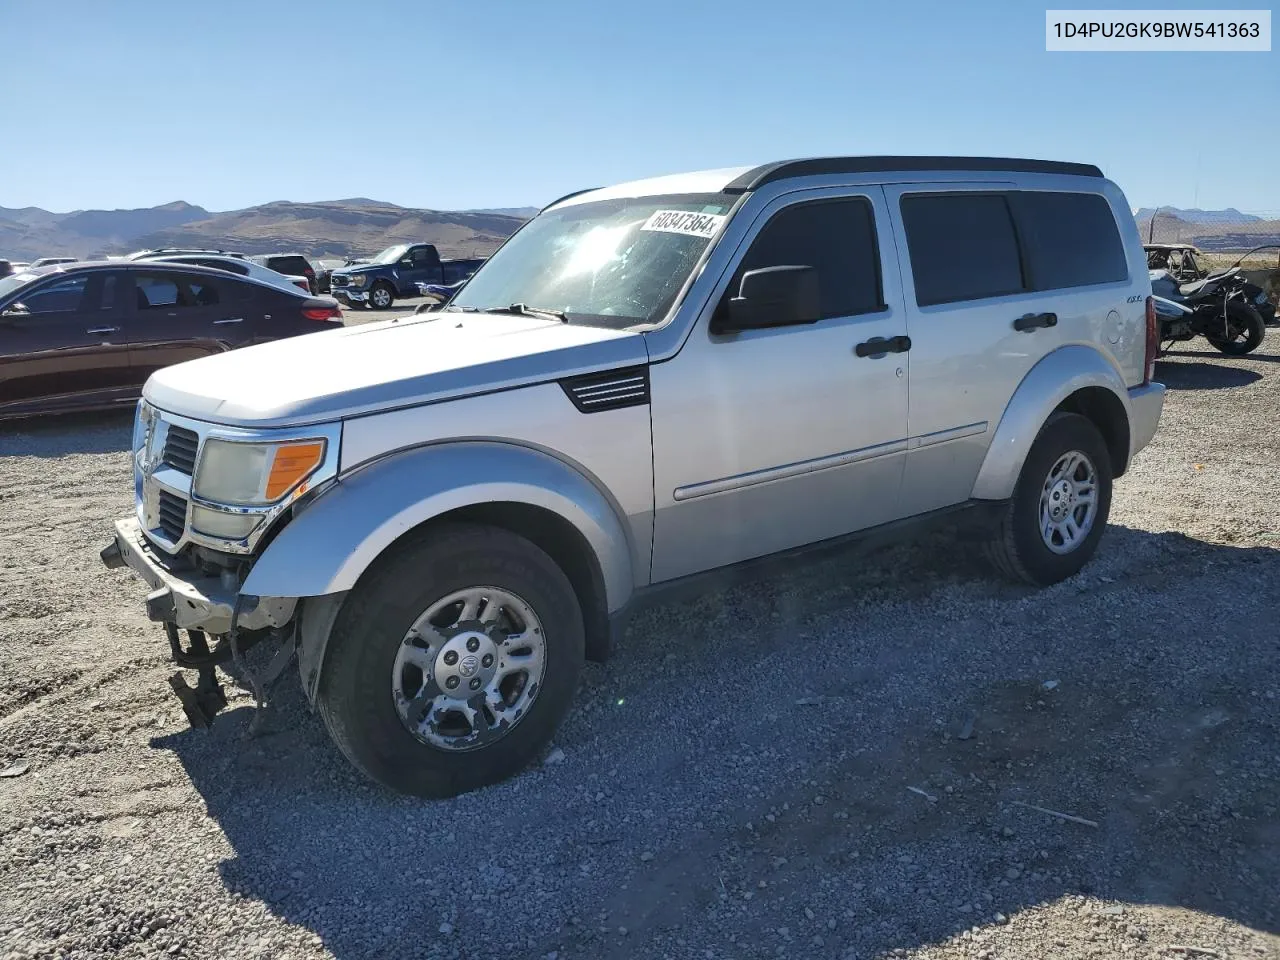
[213,318,244,325]
[86,326,120,335]
[1013,312,1058,332]
[855,334,911,358]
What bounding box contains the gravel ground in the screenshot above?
[2,334,1279,960]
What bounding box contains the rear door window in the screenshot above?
[733,196,884,320]
[134,272,221,310]
[135,274,181,309]
[900,194,1026,306]
[186,276,220,306]
[1010,191,1128,290]
[272,256,312,276]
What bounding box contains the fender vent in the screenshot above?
[560,366,650,413]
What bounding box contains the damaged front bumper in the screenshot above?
[102,516,300,727]
[101,516,296,636]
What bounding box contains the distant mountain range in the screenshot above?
[3,198,1275,262]
[0,199,536,262]
[1133,206,1262,224]
[1133,207,1280,253]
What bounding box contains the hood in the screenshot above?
[331,261,381,277]
[144,313,648,427]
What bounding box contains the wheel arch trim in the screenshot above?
[241,440,635,613]
[970,345,1134,501]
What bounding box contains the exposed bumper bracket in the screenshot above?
[165,627,227,728]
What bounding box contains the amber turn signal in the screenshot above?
[265,441,326,500]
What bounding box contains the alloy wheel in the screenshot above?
[1037,449,1098,554]
[390,586,547,752]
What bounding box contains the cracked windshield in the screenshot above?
[450,195,733,328]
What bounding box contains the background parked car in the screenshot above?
[28,256,78,268]
[0,261,342,419]
[135,252,319,295]
[329,243,485,309]
[0,259,11,279]
[249,253,317,294]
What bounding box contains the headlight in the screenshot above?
[349,274,366,287]
[193,438,327,506]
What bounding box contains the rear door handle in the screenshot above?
[1013,312,1058,332]
[855,334,911,358]
[86,326,119,335]
[213,318,244,325]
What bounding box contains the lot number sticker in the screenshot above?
[641,210,726,239]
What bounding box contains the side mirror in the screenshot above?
[0,303,29,320]
[717,265,821,333]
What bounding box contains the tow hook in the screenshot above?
[99,541,125,570]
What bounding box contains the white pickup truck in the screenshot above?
[102,156,1165,797]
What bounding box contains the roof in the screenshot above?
[19,259,253,278]
[549,156,1104,209]
[1143,243,1201,252]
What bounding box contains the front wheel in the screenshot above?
[317,523,585,797]
[1205,302,1265,355]
[985,412,1113,586]
[367,282,394,310]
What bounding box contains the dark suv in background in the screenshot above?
[249,253,317,293]
[0,261,341,419]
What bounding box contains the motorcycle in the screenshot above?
[413,279,468,314]
[1149,249,1270,356]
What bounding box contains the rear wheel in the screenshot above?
[317,523,584,798]
[985,412,1113,586]
[1205,302,1265,355]
[368,282,394,310]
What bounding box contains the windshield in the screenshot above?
[450,193,735,329]
[0,272,39,301]
[372,244,411,265]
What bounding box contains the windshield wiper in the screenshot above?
[480,302,570,323]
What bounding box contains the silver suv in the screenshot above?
[102,156,1165,797]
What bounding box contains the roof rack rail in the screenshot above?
[723,156,1104,193]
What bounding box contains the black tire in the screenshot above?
[367,281,394,310]
[1205,302,1265,356]
[317,522,585,798]
[985,412,1113,586]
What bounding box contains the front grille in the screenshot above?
[560,366,650,413]
[162,425,199,474]
[156,489,188,542]
[330,274,349,287]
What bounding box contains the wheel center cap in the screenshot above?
[433,630,498,698]
[1049,479,1076,520]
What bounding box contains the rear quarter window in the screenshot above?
[900,193,1025,306]
[271,256,313,275]
[1010,191,1128,290]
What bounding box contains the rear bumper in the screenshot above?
[1128,381,1166,460]
[102,516,295,636]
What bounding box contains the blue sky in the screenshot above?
[2,0,1276,214]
